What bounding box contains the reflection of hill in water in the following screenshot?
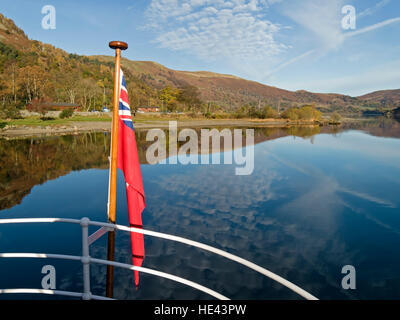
[1,121,398,211]
[341,117,400,138]
[0,133,111,210]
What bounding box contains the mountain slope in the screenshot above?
[92,55,365,111]
[358,90,400,108]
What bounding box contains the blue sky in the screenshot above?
[1,0,399,96]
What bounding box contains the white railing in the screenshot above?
[0,217,318,300]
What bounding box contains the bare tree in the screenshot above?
[80,78,101,111]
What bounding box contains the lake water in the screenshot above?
[1,118,400,300]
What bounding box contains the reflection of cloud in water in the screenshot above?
[340,188,395,208]
[267,174,355,298]
[156,165,279,215]
[58,132,400,300]
[137,152,350,299]
[312,131,400,169]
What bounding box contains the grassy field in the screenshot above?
[1,115,112,127]
[0,113,335,132]
[0,113,213,126]
[0,114,216,132]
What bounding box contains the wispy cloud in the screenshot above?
[260,0,347,79]
[344,17,400,38]
[281,0,346,50]
[266,0,400,77]
[265,49,315,78]
[358,0,391,18]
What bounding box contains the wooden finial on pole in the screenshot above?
[106,40,128,298]
[109,41,128,51]
[108,40,128,225]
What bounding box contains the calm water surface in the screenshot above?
[0,119,400,300]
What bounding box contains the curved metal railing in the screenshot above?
[0,217,318,300]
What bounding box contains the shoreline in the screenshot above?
[0,118,342,138]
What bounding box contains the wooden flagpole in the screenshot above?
[106,40,128,298]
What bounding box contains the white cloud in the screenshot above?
[144,0,399,94]
[145,0,287,61]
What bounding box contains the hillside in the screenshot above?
[0,13,157,114]
[92,55,364,112]
[358,89,400,108]
[0,12,399,116]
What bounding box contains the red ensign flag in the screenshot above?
[117,69,146,286]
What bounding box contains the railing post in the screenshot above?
[80,218,91,300]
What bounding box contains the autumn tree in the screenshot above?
[330,112,342,124]
[282,106,321,121]
[177,85,202,111]
[282,107,300,120]
[159,86,180,112]
[260,106,278,119]
[26,98,52,117]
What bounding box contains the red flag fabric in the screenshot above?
[117,69,146,286]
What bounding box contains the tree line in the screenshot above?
[0,40,204,118]
[232,104,322,121]
[0,39,329,122]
